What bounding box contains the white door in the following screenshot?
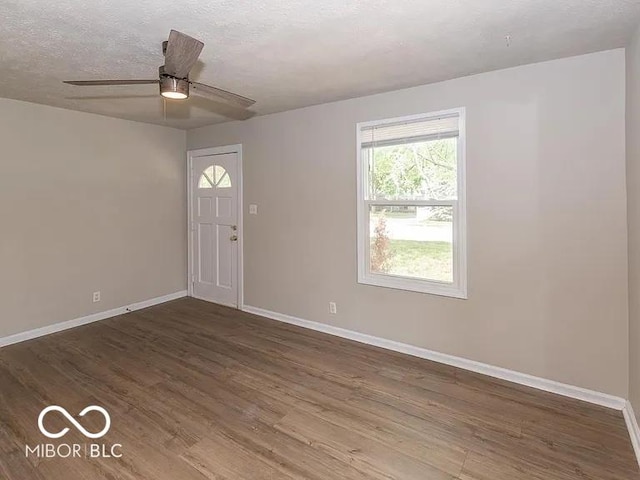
[190,150,240,307]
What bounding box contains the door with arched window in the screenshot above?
[189,148,240,307]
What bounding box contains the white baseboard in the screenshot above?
[0,290,187,348]
[242,305,627,411]
[623,401,640,469]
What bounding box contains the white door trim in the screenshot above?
[187,144,244,309]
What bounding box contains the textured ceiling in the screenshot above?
[1,0,640,129]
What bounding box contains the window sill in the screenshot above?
[358,273,467,299]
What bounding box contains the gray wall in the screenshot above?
[189,49,629,397]
[0,99,187,337]
[628,24,640,417]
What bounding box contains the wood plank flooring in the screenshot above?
[1,297,638,479]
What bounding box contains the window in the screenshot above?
[198,165,231,189]
[357,108,467,298]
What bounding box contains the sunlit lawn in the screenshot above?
[386,239,452,282]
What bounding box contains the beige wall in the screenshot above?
[0,99,187,338]
[189,49,629,396]
[628,25,640,415]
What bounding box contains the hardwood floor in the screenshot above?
[1,297,638,479]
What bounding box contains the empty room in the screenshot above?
[2,1,640,479]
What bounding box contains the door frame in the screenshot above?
[187,144,244,309]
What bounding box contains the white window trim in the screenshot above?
[356,108,467,299]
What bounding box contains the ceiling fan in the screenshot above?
[63,30,255,120]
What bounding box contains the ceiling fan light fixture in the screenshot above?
[160,76,189,100]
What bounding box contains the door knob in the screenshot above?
[230,235,238,241]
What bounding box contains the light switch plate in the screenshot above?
[249,204,258,215]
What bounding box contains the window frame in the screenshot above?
[356,107,467,299]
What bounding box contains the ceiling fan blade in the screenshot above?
[191,82,255,108]
[64,80,158,86]
[188,95,255,121]
[164,30,204,79]
[215,108,256,121]
[67,94,159,100]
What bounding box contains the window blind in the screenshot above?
[360,113,459,148]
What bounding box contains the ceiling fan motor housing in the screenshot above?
[158,66,189,99]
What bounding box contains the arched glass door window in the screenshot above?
[198,165,231,189]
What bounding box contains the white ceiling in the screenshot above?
[2,0,639,129]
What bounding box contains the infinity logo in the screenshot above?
[38,406,111,439]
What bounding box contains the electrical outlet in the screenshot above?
[249,204,258,215]
[92,291,101,303]
[329,302,337,314]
